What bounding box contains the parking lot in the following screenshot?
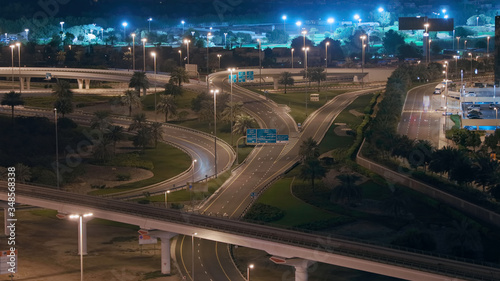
[462,103,499,119]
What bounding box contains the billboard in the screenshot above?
[399,17,454,31]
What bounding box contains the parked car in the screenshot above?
[489,104,498,109]
[468,109,482,115]
[465,92,477,97]
[467,104,481,111]
[468,115,483,119]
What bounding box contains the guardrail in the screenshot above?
[6,183,500,281]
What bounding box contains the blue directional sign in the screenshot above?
[277,135,289,143]
[246,129,278,144]
[246,71,254,81]
[246,129,257,144]
[238,71,246,82]
[228,74,237,83]
[257,129,277,143]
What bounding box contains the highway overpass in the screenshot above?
[2,184,499,281]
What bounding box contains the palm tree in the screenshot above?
[232,114,256,135]
[105,125,126,154]
[331,173,362,205]
[300,158,326,192]
[90,110,112,131]
[308,67,327,92]
[299,137,320,162]
[14,163,31,183]
[429,146,461,178]
[52,80,73,99]
[1,91,24,120]
[53,98,73,117]
[149,122,164,148]
[473,153,499,192]
[278,72,294,94]
[156,94,177,122]
[383,187,410,217]
[128,113,148,132]
[132,127,153,150]
[120,90,142,116]
[221,101,243,123]
[447,219,480,258]
[169,67,190,87]
[164,81,183,97]
[129,72,150,96]
[92,137,113,162]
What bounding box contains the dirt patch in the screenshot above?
[333,125,352,137]
[349,109,364,117]
[0,210,179,281]
[64,164,153,194]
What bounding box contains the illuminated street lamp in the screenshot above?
[247,264,254,280]
[122,22,128,41]
[9,45,14,90]
[142,38,147,71]
[296,21,302,34]
[468,52,473,84]
[476,16,479,26]
[207,32,212,93]
[181,20,185,34]
[184,39,191,64]
[192,233,197,281]
[210,89,219,178]
[291,48,294,69]
[178,50,182,66]
[487,36,490,56]
[301,30,307,49]
[428,39,432,64]
[217,54,222,69]
[151,52,157,121]
[456,36,460,50]
[303,47,309,115]
[148,17,153,32]
[228,68,236,146]
[69,213,93,281]
[464,40,467,50]
[131,33,136,70]
[325,42,330,69]
[282,15,287,32]
[24,29,29,40]
[327,17,334,32]
[257,39,262,86]
[15,43,21,92]
[60,21,65,32]
[164,190,170,208]
[494,108,498,129]
[360,35,366,86]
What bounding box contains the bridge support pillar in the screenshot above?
[0,201,8,236]
[273,77,279,90]
[85,79,90,90]
[77,79,84,90]
[149,231,178,275]
[270,257,315,281]
[25,77,31,90]
[19,77,25,91]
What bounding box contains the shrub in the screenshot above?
[244,203,285,222]
[116,173,131,181]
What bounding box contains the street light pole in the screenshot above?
[184,39,190,64]
[122,22,127,41]
[487,36,490,56]
[178,50,182,66]
[181,20,185,34]
[164,190,170,208]
[291,48,294,69]
[152,52,157,122]
[211,89,219,178]
[207,32,211,93]
[217,54,222,69]
[54,108,59,189]
[282,15,287,32]
[16,43,21,93]
[132,33,136,71]
[9,45,14,90]
[325,42,329,69]
[228,68,235,146]
[24,29,29,41]
[469,52,473,84]
[464,40,467,51]
[69,213,93,281]
[60,21,64,32]
[148,18,152,33]
[191,233,197,281]
[303,47,309,116]
[224,33,228,48]
[247,264,254,281]
[258,39,262,87]
[142,38,147,71]
[360,35,366,87]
